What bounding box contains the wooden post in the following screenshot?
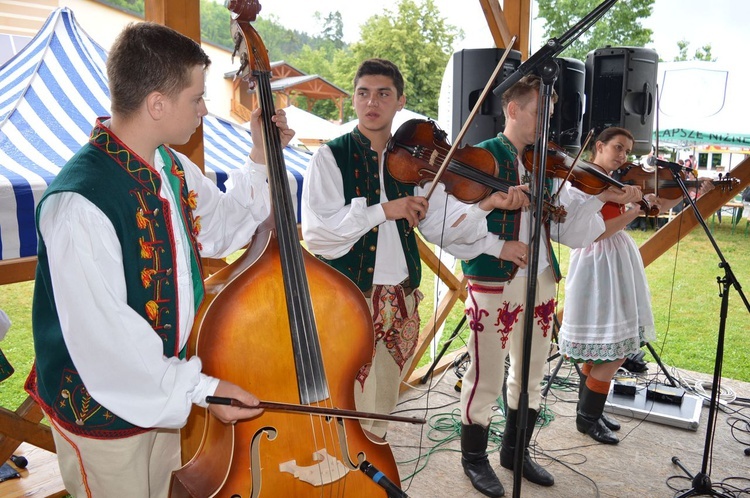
[144,0,205,172]
[639,158,750,267]
[479,0,530,58]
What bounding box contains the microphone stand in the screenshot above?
[511,59,558,498]
[491,0,618,98]
[420,314,467,384]
[663,164,750,498]
[496,2,620,498]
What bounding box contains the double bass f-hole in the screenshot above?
[170,1,406,497]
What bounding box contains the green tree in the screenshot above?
[317,11,345,50]
[97,0,144,16]
[287,44,349,120]
[346,0,461,118]
[200,0,233,49]
[536,0,654,61]
[675,39,716,62]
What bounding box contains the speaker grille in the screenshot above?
[583,47,658,155]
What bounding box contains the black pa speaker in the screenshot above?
[550,57,585,153]
[447,48,522,146]
[583,46,658,156]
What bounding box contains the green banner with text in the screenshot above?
[655,128,750,147]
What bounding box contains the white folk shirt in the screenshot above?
[441,158,607,271]
[38,148,277,429]
[301,144,492,286]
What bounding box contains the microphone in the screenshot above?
[360,460,409,498]
[646,155,695,174]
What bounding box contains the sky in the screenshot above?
[255,0,748,65]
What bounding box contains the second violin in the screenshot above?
[386,119,567,222]
[385,118,498,203]
[617,163,739,199]
[523,142,660,216]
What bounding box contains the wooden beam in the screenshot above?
[0,257,36,285]
[639,158,750,267]
[478,0,512,49]
[0,397,55,461]
[144,0,205,171]
[479,0,530,58]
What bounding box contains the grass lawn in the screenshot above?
[413,217,750,383]
[1,216,749,412]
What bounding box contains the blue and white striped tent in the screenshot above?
[0,7,310,261]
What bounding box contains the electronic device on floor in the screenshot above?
[606,384,702,431]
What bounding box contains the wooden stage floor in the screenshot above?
[388,355,750,498]
[2,357,748,498]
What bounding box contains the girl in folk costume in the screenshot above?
[558,127,685,444]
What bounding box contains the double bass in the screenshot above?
[170,1,403,496]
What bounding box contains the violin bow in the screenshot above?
[207,396,426,425]
[654,81,660,199]
[423,35,518,201]
[551,128,594,200]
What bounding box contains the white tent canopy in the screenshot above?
[283,104,341,142]
[0,8,311,261]
[654,61,750,147]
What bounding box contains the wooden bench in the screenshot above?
[0,443,67,498]
[0,394,67,497]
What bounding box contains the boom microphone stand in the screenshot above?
[419,315,467,384]
[661,162,750,497]
[509,59,558,498]
[490,2,619,497]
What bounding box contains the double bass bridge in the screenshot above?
[279,449,350,486]
[248,418,365,493]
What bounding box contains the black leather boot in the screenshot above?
[579,371,620,431]
[576,383,619,444]
[461,424,505,497]
[499,409,554,486]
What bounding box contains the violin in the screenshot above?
[386,119,567,222]
[617,163,740,199]
[523,142,660,216]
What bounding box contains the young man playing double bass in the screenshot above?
[25,22,294,497]
[301,58,527,439]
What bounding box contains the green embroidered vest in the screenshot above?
[321,127,421,291]
[26,121,204,438]
[461,134,560,282]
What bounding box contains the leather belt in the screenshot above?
[362,278,414,298]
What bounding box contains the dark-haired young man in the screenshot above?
[302,58,526,439]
